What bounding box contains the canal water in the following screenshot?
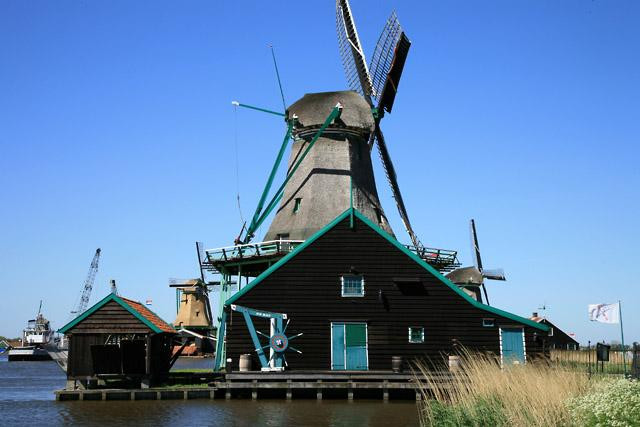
[0,355,419,426]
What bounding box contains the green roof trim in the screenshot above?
[58,293,163,334]
[226,208,548,332]
[226,210,352,304]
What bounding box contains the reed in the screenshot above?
[413,350,591,427]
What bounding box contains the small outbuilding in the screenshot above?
[59,293,176,389]
[529,313,579,350]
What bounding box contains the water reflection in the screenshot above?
[0,357,419,426]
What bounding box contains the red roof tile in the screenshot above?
[121,297,175,333]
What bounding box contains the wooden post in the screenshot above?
[383,380,389,402]
[347,381,354,401]
[252,380,258,400]
[143,335,152,389]
[316,380,322,400]
[286,379,292,400]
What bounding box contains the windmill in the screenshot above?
[446,219,506,305]
[336,0,420,249]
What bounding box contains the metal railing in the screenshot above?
[405,245,460,272]
[205,240,305,263]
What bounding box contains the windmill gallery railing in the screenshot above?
[204,239,458,274]
[205,240,305,264]
[407,245,460,273]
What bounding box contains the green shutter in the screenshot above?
[345,323,366,347]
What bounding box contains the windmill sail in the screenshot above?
[373,127,420,248]
[336,0,421,249]
[336,0,374,98]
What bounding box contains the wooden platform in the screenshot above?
[55,370,428,401]
[218,370,420,401]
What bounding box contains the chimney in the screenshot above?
[532,312,538,318]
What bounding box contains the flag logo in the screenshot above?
[588,303,620,324]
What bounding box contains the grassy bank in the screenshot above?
[413,351,638,426]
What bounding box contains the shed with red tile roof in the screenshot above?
[59,293,177,388]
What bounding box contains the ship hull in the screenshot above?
[7,346,53,361]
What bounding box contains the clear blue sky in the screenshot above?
[1,1,638,345]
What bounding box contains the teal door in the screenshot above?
[331,323,368,370]
[501,328,525,365]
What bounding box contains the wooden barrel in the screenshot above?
[392,356,403,373]
[239,354,252,372]
[448,355,462,372]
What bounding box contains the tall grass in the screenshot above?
[413,350,591,426]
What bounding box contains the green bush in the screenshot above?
[423,396,508,427]
[568,379,640,427]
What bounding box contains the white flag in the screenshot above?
[588,303,620,324]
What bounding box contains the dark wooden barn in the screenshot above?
[530,313,579,350]
[58,293,176,389]
[220,208,549,372]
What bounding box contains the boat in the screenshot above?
[8,302,56,361]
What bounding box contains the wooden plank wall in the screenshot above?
[226,216,546,371]
[543,319,579,350]
[67,300,152,334]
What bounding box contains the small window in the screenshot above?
[548,327,554,337]
[293,198,302,213]
[408,327,424,343]
[482,318,495,327]
[341,275,364,297]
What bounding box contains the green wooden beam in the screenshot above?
[244,121,294,242]
[249,104,343,234]
[232,101,285,117]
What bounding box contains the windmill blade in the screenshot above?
[469,219,483,272]
[369,11,402,102]
[370,12,411,112]
[336,0,375,99]
[376,32,410,114]
[482,268,506,281]
[481,284,490,306]
[373,127,421,249]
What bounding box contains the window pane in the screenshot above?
[409,327,424,343]
[342,275,364,296]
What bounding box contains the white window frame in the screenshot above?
[499,327,527,367]
[408,326,425,343]
[341,275,365,297]
[482,318,495,327]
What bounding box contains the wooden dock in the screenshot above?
[55,370,425,401]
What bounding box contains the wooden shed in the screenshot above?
[58,293,176,389]
[220,208,549,372]
[530,313,579,350]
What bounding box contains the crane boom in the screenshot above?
[70,248,101,317]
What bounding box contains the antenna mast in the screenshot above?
[269,45,287,111]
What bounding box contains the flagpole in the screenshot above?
[619,300,627,376]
